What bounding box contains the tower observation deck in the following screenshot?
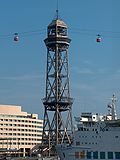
[42,12,73,156]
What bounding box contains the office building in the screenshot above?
[0,105,43,157]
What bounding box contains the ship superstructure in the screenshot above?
[56,94,120,159]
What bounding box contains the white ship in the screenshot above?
[56,94,120,160]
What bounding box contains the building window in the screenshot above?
[108,152,113,159]
[100,152,105,159]
[4,133,7,135]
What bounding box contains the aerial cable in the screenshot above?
[70,27,120,35]
[0,26,120,42]
[0,28,46,40]
[69,28,120,40]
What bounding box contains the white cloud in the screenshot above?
[72,66,94,75]
[0,74,43,81]
[78,68,94,74]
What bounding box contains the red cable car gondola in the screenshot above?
[96,34,102,43]
[14,33,19,42]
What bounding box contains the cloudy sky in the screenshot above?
[0,0,120,118]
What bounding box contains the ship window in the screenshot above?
[75,152,79,159]
[108,152,113,159]
[115,152,120,159]
[93,151,98,159]
[63,152,65,158]
[76,141,80,146]
[80,151,85,159]
[100,152,105,159]
[87,151,91,159]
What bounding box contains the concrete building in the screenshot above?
[0,105,43,157]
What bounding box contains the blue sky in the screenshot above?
[0,0,120,118]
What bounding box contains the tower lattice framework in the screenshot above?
[42,13,73,155]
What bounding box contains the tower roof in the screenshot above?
[48,10,67,28]
[48,19,67,28]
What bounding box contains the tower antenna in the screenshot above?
[56,0,59,19]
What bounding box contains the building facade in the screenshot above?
[0,105,43,157]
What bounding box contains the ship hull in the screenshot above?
[56,145,92,160]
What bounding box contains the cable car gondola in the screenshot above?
[96,34,102,43]
[14,33,19,42]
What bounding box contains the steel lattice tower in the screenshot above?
[42,11,73,156]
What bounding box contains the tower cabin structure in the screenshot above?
[42,11,73,156]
